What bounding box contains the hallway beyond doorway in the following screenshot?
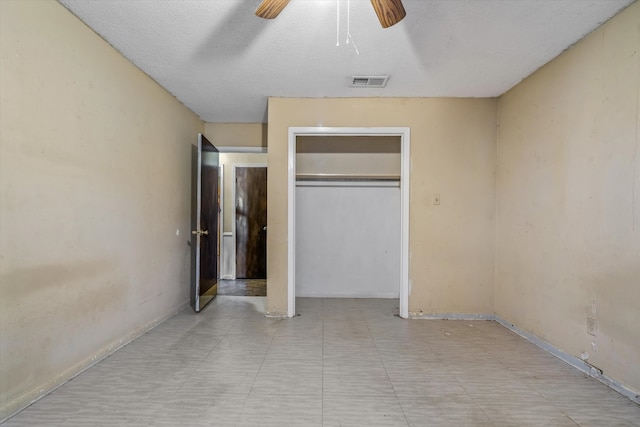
[218,279,266,296]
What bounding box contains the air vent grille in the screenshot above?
[350,75,389,88]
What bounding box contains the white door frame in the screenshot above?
[231,163,268,279]
[287,127,410,318]
[218,164,224,279]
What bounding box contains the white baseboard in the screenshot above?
[406,312,639,404]
[1,301,190,423]
[296,293,400,299]
[494,315,640,405]
[409,312,495,320]
[265,311,288,318]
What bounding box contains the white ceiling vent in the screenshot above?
[350,76,389,88]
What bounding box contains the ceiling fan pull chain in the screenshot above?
[346,0,360,55]
[348,34,360,55]
[346,0,350,44]
[336,0,340,46]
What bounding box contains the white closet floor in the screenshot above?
[4,297,639,426]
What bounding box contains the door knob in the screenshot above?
[263,226,267,231]
[191,229,209,236]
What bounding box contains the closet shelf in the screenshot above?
[296,173,400,181]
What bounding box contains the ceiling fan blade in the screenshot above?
[255,0,291,19]
[370,0,406,28]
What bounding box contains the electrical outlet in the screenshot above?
[587,317,597,336]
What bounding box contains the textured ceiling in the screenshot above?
[59,0,634,123]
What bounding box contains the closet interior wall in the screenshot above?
[295,136,402,298]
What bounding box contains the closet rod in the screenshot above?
[296,180,400,188]
[296,173,400,181]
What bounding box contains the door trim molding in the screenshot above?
[287,127,411,318]
[219,164,226,279]
[217,146,267,153]
[231,163,268,280]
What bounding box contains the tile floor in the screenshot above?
[218,279,267,296]
[4,297,639,426]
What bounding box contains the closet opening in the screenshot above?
[287,127,410,318]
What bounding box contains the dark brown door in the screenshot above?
[190,134,219,312]
[235,167,267,279]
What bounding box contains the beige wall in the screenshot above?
[267,98,497,316]
[204,123,267,148]
[296,153,401,177]
[0,0,203,419]
[297,135,400,153]
[297,135,401,177]
[496,2,640,394]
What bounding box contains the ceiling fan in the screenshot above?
[255,0,406,28]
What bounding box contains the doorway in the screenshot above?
[287,127,411,318]
[217,153,267,296]
[295,135,401,298]
[235,166,267,279]
[217,279,266,296]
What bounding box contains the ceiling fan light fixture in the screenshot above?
[350,75,389,88]
[370,0,406,28]
[255,0,291,19]
[256,0,406,28]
